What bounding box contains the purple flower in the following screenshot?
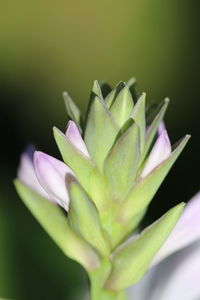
[65,121,90,157]
[33,151,74,211]
[140,124,171,178]
[17,146,51,201]
[18,122,90,211]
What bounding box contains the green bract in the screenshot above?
[15,78,190,300]
[14,180,100,271]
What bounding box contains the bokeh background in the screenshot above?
[0,1,199,299]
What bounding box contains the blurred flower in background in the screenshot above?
[129,192,200,300]
[0,0,199,299]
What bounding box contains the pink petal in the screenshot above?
[157,121,166,135]
[34,151,75,211]
[141,129,171,178]
[65,121,90,157]
[151,191,200,267]
[17,147,51,200]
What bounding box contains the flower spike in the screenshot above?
[15,78,193,300]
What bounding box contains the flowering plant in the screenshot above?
[15,78,198,300]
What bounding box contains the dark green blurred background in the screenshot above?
[0,1,199,299]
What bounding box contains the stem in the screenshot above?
[89,260,128,300]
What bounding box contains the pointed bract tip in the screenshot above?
[33,151,50,165]
[177,202,186,209]
[33,150,41,157]
[186,134,191,139]
[184,134,191,144]
[127,77,136,85]
[53,126,63,136]
[175,134,191,148]
[33,150,38,157]
[169,202,185,217]
[66,119,74,128]
[164,97,170,104]
[165,200,185,221]
[65,120,90,157]
[141,128,171,178]
[63,91,68,97]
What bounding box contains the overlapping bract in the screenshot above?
[16,79,190,292]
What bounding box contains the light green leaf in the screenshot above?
[84,96,119,171]
[117,135,190,225]
[104,124,140,201]
[14,180,100,271]
[105,203,185,291]
[131,93,146,152]
[105,81,126,108]
[68,178,111,257]
[110,86,134,127]
[53,127,107,211]
[63,92,81,125]
[141,98,170,162]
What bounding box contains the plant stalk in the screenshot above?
[89,260,128,300]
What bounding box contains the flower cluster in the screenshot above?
[15,79,196,300]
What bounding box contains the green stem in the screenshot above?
[89,260,128,300]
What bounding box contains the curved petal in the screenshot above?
[65,121,90,157]
[141,129,171,178]
[149,241,200,300]
[34,151,74,210]
[17,147,51,200]
[151,191,200,267]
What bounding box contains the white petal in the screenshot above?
[34,151,74,211]
[17,148,51,200]
[151,191,200,267]
[141,129,171,178]
[149,241,200,300]
[129,241,200,300]
[65,121,90,157]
